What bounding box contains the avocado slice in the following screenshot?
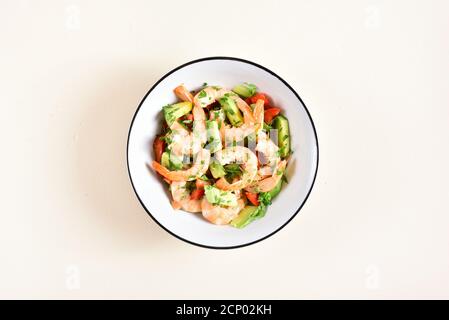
[205,120,222,153]
[160,152,170,168]
[268,177,283,199]
[272,115,290,158]
[209,162,226,179]
[232,83,257,98]
[231,205,267,229]
[204,185,237,207]
[163,101,192,126]
[219,95,244,127]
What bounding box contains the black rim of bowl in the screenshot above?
[126,56,319,249]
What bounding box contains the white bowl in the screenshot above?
[127,57,319,249]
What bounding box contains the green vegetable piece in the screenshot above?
[209,162,226,179]
[204,185,238,207]
[160,152,170,168]
[205,120,222,153]
[210,109,226,122]
[224,163,242,182]
[272,115,290,158]
[163,102,192,126]
[231,205,267,228]
[169,152,183,170]
[219,96,244,127]
[258,192,272,206]
[268,177,283,199]
[232,83,257,98]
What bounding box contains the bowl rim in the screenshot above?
[126,56,319,249]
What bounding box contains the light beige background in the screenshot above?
[1,0,448,299]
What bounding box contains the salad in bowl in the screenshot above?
[127,57,318,248]
[151,83,291,228]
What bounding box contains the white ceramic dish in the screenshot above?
[127,57,318,249]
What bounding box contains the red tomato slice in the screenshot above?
[245,192,259,206]
[153,135,165,163]
[250,93,271,106]
[196,179,207,188]
[264,107,281,124]
[190,188,205,200]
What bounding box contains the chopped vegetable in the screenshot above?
[264,107,281,124]
[209,162,226,179]
[230,205,267,228]
[224,164,242,182]
[163,101,193,126]
[190,188,205,200]
[219,96,244,127]
[168,152,183,170]
[268,176,283,199]
[153,135,165,163]
[249,93,270,105]
[245,192,259,206]
[205,120,222,153]
[209,109,226,122]
[160,151,170,168]
[232,83,257,98]
[196,179,207,188]
[272,115,290,158]
[258,192,272,206]
[204,185,238,207]
[263,122,273,131]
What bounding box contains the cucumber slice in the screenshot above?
[219,96,244,127]
[272,115,290,158]
[209,162,226,179]
[232,83,257,98]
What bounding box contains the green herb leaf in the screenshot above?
[198,90,207,98]
[263,122,272,131]
[224,163,242,182]
[258,192,272,206]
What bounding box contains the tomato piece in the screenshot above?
[250,93,271,106]
[190,188,205,200]
[264,107,281,124]
[185,113,193,121]
[153,135,165,163]
[196,179,207,188]
[245,192,259,206]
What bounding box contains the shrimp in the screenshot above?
[223,98,264,145]
[201,198,245,225]
[245,160,287,193]
[214,146,258,191]
[253,99,265,132]
[168,121,192,157]
[170,181,202,213]
[152,148,210,181]
[194,87,265,145]
[166,87,207,157]
[174,84,194,103]
[256,130,280,168]
[192,101,207,147]
[194,86,255,125]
